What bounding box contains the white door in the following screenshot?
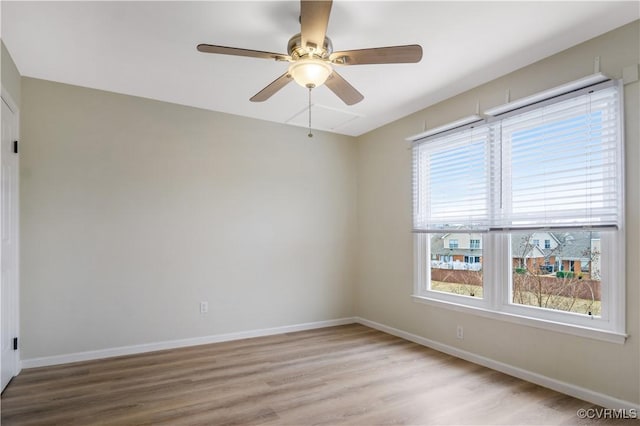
[1,93,19,392]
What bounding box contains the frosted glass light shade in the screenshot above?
[288,59,332,88]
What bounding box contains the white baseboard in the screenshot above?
[19,315,640,411]
[355,316,640,412]
[20,317,357,369]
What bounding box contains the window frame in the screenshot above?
[414,230,626,343]
[411,79,626,344]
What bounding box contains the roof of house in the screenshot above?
[430,231,599,260]
[552,231,600,260]
[511,231,599,260]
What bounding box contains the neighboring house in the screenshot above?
[431,233,483,270]
[512,231,600,278]
[511,232,561,273]
[432,231,600,278]
[555,232,601,280]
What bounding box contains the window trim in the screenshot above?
[411,294,627,345]
[411,235,628,344]
[414,233,626,345]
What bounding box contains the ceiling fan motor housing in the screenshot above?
[288,33,333,60]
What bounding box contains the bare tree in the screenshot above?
[512,233,600,315]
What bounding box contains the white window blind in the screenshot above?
[413,124,492,232]
[413,81,622,233]
[495,85,622,230]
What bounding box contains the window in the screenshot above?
[439,255,452,263]
[412,80,625,341]
[431,234,483,298]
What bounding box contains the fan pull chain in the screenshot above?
[308,87,313,138]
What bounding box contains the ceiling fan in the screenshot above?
[197,0,423,106]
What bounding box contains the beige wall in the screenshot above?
[20,78,357,358]
[355,20,640,404]
[1,41,21,107]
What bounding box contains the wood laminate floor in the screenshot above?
[0,324,633,425]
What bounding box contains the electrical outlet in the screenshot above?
[200,301,208,314]
[456,325,464,340]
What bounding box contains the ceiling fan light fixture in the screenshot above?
[288,59,332,88]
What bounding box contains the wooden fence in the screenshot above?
[431,268,600,301]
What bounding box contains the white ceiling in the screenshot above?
[2,1,638,136]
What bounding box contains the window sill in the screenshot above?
[411,294,627,344]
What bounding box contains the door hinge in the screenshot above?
[13,140,18,154]
[13,337,18,351]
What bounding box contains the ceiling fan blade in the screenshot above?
[300,0,333,53]
[330,45,423,65]
[250,72,294,102]
[324,71,364,106]
[197,44,290,61]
